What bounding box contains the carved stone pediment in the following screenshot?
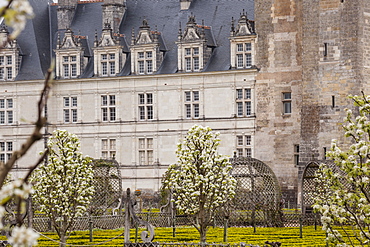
[59,29,79,49]
[0,26,17,49]
[231,10,255,37]
[134,19,154,45]
[181,15,202,41]
[96,23,119,47]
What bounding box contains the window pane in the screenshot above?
[7,67,12,80]
[109,54,115,60]
[245,53,252,67]
[193,91,199,101]
[64,109,70,123]
[0,111,4,124]
[146,51,152,58]
[101,95,108,106]
[71,64,77,77]
[71,56,76,62]
[102,139,108,149]
[283,92,291,100]
[245,43,252,51]
[102,108,108,121]
[237,44,243,52]
[109,95,116,105]
[237,102,243,116]
[0,68,4,80]
[110,107,116,121]
[102,62,107,75]
[194,104,199,118]
[71,97,77,107]
[185,92,191,102]
[284,102,292,114]
[245,148,252,157]
[63,56,69,63]
[147,138,153,149]
[110,139,116,149]
[0,56,4,65]
[139,94,145,104]
[110,62,115,75]
[72,109,77,122]
[185,48,191,56]
[147,60,153,73]
[138,61,144,74]
[237,54,243,68]
[139,106,145,120]
[193,57,199,71]
[139,139,145,149]
[101,54,107,60]
[0,100,4,108]
[0,142,4,151]
[139,150,145,164]
[245,135,251,146]
[237,148,243,157]
[245,89,251,99]
[185,104,191,118]
[147,93,153,104]
[7,142,12,151]
[6,99,12,108]
[7,111,12,124]
[147,106,153,119]
[63,64,69,78]
[193,47,199,55]
[138,52,144,59]
[245,101,251,116]
[185,57,191,71]
[237,136,243,146]
[147,150,153,164]
[64,97,70,107]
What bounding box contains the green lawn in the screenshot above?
[0,226,328,246]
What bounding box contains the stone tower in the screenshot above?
[254,0,303,204]
[255,0,370,205]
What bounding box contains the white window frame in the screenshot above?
[101,95,116,122]
[236,88,252,117]
[138,93,153,120]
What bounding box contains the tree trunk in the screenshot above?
[199,224,207,243]
[59,233,66,247]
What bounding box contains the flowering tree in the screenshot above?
[313,93,370,246]
[163,125,236,243]
[31,130,94,246]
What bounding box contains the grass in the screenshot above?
[0,226,328,246]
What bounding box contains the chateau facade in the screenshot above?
[3,0,370,205]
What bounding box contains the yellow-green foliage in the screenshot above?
[0,227,332,246]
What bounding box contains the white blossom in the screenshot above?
[8,226,39,247]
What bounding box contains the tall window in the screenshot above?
[283,92,292,114]
[0,98,13,124]
[101,53,116,76]
[236,42,253,68]
[184,47,200,72]
[0,55,14,80]
[236,88,252,117]
[137,51,153,75]
[63,96,77,123]
[62,55,78,79]
[101,138,116,159]
[101,95,116,122]
[0,141,12,163]
[138,93,153,120]
[184,91,200,118]
[294,144,299,166]
[236,135,252,157]
[138,138,153,165]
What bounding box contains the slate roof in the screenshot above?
[15,0,255,80]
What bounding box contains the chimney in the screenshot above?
[57,0,78,30]
[180,0,193,10]
[102,0,126,34]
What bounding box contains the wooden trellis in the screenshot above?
[229,156,282,227]
[89,159,123,215]
[301,160,347,214]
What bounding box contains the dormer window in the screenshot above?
[229,11,256,70]
[55,28,90,79]
[93,23,127,78]
[176,15,216,73]
[130,19,166,75]
[0,27,21,81]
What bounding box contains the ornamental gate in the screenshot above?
[229,156,282,227]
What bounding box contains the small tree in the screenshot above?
[313,93,370,246]
[163,125,236,243]
[31,130,94,247]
